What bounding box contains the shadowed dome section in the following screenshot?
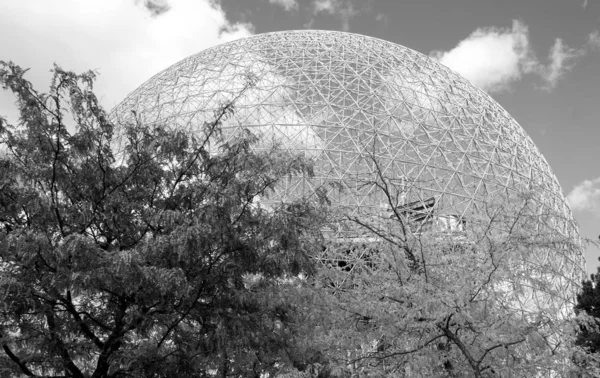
[111,30,585,304]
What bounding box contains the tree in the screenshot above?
[572,258,600,377]
[575,261,600,351]
[0,62,326,377]
[309,145,583,377]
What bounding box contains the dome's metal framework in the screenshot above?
[112,30,585,309]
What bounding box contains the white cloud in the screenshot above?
[567,177,600,215]
[431,20,533,93]
[0,0,253,120]
[139,0,171,16]
[313,0,338,13]
[375,13,388,26]
[430,20,584,93]
[312,0,357,31]
[269,0,298,12]
[303,18,315,29]
[588,30,600,50]
[538,38,582,90]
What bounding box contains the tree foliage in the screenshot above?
[0,62,325,377]
[573,259,600,377]
[576,262,600,351]
[309,149,582,377]
[0,60,587,378]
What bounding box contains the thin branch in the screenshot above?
[438,322,481,377]
[168,81,254,199]
[44,305,86,378]
[50,82,67,237]
[155,282,205,349]
[351,334,445,363]
[2,343,35,376]
[59,291,105,349]
[478,338,526,365]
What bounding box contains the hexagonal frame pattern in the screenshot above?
[111,30,585,308]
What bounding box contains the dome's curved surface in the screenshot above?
[112,30,585,297]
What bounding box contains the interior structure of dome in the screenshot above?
[111,30,585,309]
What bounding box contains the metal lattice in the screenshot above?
[111,30,585,307]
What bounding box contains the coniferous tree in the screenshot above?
[573,257,600,377]
[575,263,600,353]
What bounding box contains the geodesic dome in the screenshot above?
[111,30,585,300]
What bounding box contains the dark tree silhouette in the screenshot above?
[0,62,325,378]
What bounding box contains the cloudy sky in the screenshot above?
[1,0,599,273]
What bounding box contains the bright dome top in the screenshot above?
[111,30,585,291]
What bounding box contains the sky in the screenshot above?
[0,0,598,274]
